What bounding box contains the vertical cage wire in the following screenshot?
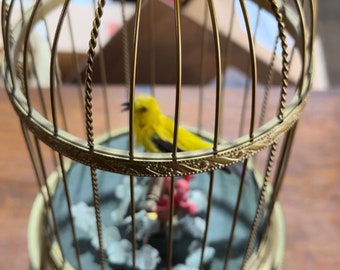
[1,0,315,269]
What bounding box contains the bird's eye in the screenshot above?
[139,106,147,112]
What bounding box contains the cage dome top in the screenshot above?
[1,0,315,177]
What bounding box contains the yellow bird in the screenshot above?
[121,94,213,153]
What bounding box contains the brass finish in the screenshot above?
[1,0,315,269]
[2,0,313,177]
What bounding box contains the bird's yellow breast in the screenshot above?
[131,94,212,152]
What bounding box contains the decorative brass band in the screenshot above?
[7,84,309,177]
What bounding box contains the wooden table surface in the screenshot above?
[0,86,339,269]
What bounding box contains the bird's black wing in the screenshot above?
[151,135,183,153]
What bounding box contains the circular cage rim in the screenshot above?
[8,85,309,177]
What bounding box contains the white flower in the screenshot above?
[91,225,121,250]
[71,201,97,237]
[123,210,160,241]
[185,245,215,268]
[172,264,197,270]
[127,244,160,270]
[107,239,132,265]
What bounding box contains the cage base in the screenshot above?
[28,131,285,270]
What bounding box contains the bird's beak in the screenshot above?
[121,101,130,112]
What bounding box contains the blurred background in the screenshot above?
[317,0,339,87]
[0,1,339,269]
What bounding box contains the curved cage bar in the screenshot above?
[1,0,315,269]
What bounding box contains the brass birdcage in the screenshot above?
[1,0,315,269]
